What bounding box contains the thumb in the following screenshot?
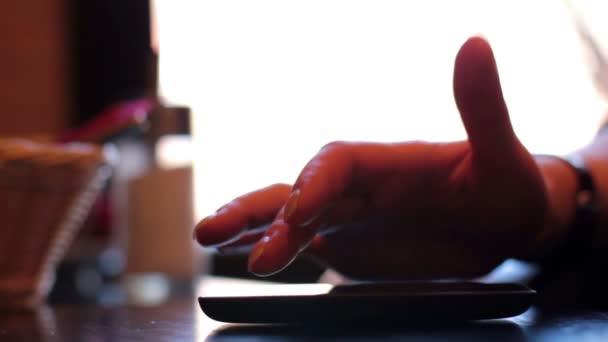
[453,36,518,163]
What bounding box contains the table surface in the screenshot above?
[2,277,608,342]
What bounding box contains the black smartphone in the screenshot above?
[199,281,535,324]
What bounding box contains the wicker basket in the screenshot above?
[0,139,110,309]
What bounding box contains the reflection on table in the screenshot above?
[1,277,608,341]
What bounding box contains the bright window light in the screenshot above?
[154,1,607,219]
[155,135,193,169]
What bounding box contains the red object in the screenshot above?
[58,98,154,143]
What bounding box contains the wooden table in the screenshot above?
[1,277,608,341]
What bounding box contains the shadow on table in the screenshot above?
[206,320,527,341]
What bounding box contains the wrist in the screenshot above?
[577,148,608,248]
[523,155,579,260]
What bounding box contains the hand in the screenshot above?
[194,37,549,280]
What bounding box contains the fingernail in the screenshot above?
[215,204,229,214]
[197,214,214,228]
[192,229,197,241]
[248,236,270,270]
[284,189,300,221]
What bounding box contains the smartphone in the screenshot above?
[198,281,535,324]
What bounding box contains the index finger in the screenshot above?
[283,141,355,226]
[249,141,443,276]
[284,141,436,226]
[194,183,291,246]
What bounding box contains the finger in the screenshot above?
[283,141,441,227]
[251,141,448,276]
[453,36,519,164]
[246,197,367,275]
[282,142,354,227]
[216,230,265,254]
[247,218,317,276]
[216,224,268,248]
[247,205,325,276]
[194,183,291,246]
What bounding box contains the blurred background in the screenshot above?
[1,0,607,306]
